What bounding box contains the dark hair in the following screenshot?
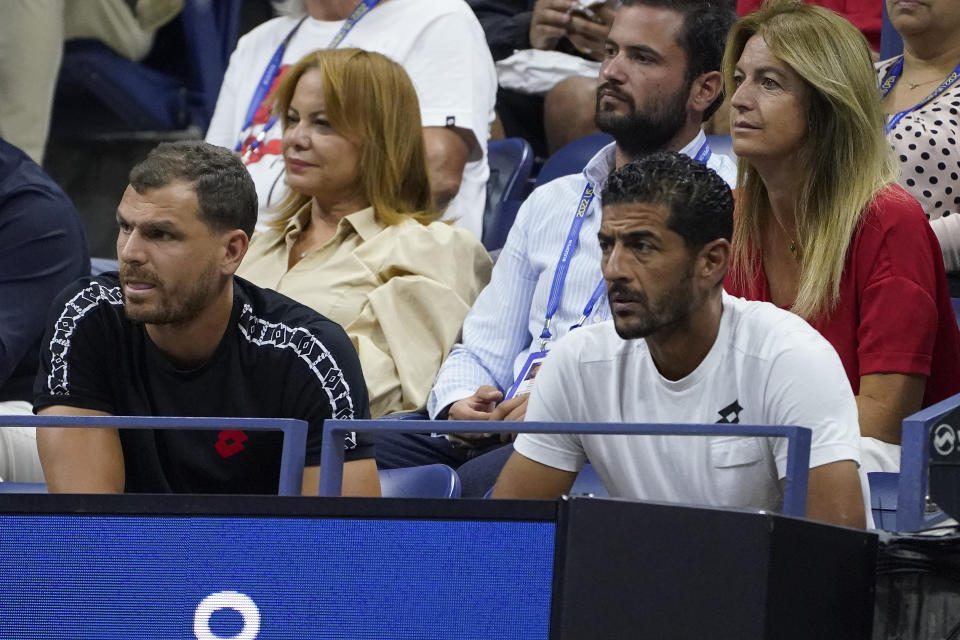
[621,0,737,120]
[129,141,258,239]
[602,151,733,250]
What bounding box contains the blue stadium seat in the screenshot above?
[535,133,613,189]
[56,0,242,133]
[880,1,904,62]
[90,257,118,275]
[569,463,608,497]
[869,471,899,530]
[483,138,534,252]
[378,464,462,498]
[0,482,47,493]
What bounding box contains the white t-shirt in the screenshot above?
[205,0,496,238]
[517,292,870,518]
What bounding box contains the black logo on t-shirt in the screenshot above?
[716,400,743,424]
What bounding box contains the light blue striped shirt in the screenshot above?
[427,131,738,417]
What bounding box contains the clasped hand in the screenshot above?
[530,0,617,61]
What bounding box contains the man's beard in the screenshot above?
[120,259,220,327]
[607,268,695,340]
[594,79,690,158]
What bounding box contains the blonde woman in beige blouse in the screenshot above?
[238,48,492,417]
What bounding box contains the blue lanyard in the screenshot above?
[693,138,712,165]
[539,184,597,347]
[235,0,382,155]
[569,279,606,331]
[880,57,960,134]
[538,139,713,347]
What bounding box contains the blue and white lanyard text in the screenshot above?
[880,57,960,134]
[235,0,381,157]
[538,139,712,350]
[538,184,596,349]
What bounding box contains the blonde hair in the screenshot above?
[724,0,898,320]
[268,48,435,233]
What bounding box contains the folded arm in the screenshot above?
[36,405,124,493]
[424,126,473,211]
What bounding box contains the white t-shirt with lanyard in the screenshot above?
[503,140,715,400]
[205,0,496,237]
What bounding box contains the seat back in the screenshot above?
[0,482,47,494]
[535,133,614,189]
[379,464,462,498]
[0,415,307,495]
[869,471,899,530]
[879,1,904,61]
[570,463,607,497]
[321,420,812,515]
[483,138,534,252]
[90,257,119,275]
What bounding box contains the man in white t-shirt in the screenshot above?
[205,0,496,237]
[493,152,870,528]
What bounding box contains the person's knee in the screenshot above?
[0,425,43,483]
[544,77,600,153]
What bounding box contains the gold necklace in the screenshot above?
[907,77,944,90]
[770,212,799,261]
[292,231,315,260]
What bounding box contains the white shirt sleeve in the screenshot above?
[928,215,960,273]
[513,333,587,473]
[427,197,540,416]
[401,8,495,151]
[762,334,862,479]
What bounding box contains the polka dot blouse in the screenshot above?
[877,56,960,222]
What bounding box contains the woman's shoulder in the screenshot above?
[378,216,484,249]
[860,184,928,231]
[360,214,488,271]
[853,184,937,258]
[360,216,492,291]
[246,225,287,256]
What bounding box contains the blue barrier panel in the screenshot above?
[0,496,556,639]
[0,416,307,496]
[321,420,812,516]
[898,393,960,530]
